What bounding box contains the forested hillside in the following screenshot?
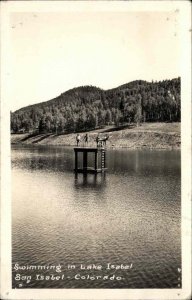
[11,77,180,134]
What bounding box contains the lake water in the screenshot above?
[11,145,181,289]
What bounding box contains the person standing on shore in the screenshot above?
[76,134,81,146]
[96,133,100,147]
[84,133,89,146]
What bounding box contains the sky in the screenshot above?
[10,10,180,112]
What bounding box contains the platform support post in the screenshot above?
[94,151,98,171]
[83,151,88,171]
[75,150,78,172]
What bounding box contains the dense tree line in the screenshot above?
[11,78,180,134]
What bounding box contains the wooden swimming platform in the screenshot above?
[74,147,107,173]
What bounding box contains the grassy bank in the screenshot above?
[11,122,180,150]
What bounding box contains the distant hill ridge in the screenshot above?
[11,78,180,134]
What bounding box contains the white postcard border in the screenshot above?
[1,1,191,300]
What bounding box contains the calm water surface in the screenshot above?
[12,145,181,288]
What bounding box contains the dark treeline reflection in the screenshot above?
[12,145,180,178]
[107,149,180,177]
[12,145,74,173]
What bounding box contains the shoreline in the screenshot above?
[11,122,181,150]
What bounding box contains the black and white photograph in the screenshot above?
[0,1,191,300]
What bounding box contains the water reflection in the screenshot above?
[74,173,107,189]
[11,145,180,178]
[11,145,181,289]
[107,149,180,177]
